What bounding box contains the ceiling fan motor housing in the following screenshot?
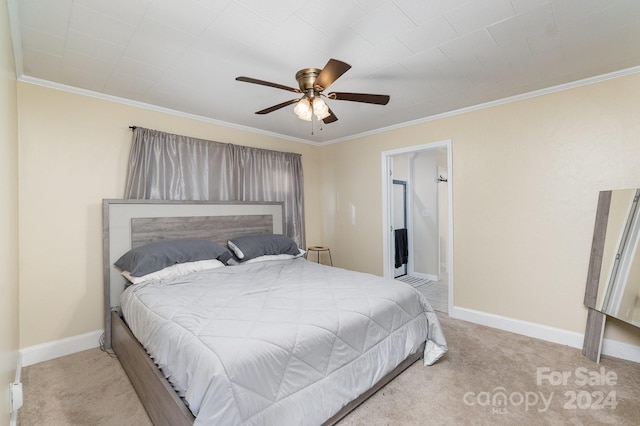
[296,68,323,93]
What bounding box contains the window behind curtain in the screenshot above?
[123,127,305,248]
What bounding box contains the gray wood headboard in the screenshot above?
[102,199,285,349]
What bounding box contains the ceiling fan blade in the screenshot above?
[255,99,300,115]
[322,108,338,124]
[328,92,390,105]
[314,59,351,91]
[236,76,301,93]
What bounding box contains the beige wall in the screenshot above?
[321,73,640,346]
[17,83,322,347]
[0,0,19,423]
[14,59,640,352]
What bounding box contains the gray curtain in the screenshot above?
[123,127,305,247]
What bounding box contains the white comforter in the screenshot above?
[121,258,447,425]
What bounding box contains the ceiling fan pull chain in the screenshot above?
[310,117,324,136]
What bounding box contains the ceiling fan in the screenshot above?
[235,58,390,124]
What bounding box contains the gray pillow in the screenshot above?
[115,239,232,276]
[227,234,299,261]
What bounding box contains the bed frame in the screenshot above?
[103,199,424,426]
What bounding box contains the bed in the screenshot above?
[103,199,447,425]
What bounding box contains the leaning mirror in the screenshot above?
[583,189,640,362]
[595,188,640,324]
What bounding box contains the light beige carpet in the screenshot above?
[338,315,640,426]
[18,346,151,426]
[19,315,640,425]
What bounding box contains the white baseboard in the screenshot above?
[20,330,103,367]
[601,337,640,363]
[450,306,640,364]
[9,352,22,426]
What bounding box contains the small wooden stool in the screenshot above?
[306,246,333,266]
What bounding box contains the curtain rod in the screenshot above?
[129,126,137,131]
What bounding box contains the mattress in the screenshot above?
[120,257,447,425]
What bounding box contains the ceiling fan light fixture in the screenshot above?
[294,98,312,120]
[312,97,329,117]
[298,111,312,121]
[316,109,331,120]
[316,111,331,121]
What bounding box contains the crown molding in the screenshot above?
[323,65,640,145]
[17,75,320,146]
[15,66,640,147]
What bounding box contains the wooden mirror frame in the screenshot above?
[583,191,612,362]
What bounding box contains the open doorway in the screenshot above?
[381,140,453,314]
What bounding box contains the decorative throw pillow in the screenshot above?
[115,238,232,276]
[227,234,299,261]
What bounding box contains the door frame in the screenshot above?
[381,139,454,313]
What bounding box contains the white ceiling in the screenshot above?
[8,0,640,143]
